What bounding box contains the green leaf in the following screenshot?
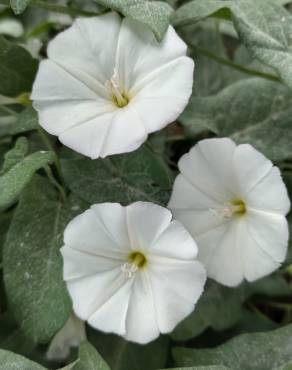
[174,0,292,89]
[10,0,30,14]
[171,281,245,341]
[3,176,87,343]
[231,0,292,90]
[162,367,232,370]
[62,145,172,206]
[0,148,54,210]
[0,35,38,97]
[94,0,173,41]
[1,137,28,174]
[173,324,292,370]
[181,78,292,162]
[0,313,36,358]
[0,107,39,138]
[172,0,232,27]
[0,212,12,259]
[72,341,111,370]
[0,348,45,370]
[88,329,169,370]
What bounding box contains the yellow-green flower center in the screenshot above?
[219,199,246,219]
[121,251,147,280]
[128,251,147,268]
[231,199,246,215]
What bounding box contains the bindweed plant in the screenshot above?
[0,0,292,369]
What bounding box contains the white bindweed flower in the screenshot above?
[46,314,86,360]
[31,12,194,159]
[168,138,290,287]
[61,202,206,344]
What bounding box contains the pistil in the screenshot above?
[105,68,129,108]
[212,199,246,219]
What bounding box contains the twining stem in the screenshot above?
[44,165,67,202]
[36,126,65,188]
[192,44,281,83]
[263,301,292,311]
[0,105,19,117]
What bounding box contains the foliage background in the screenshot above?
[0,0,292,369]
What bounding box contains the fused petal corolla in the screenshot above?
[31,13,194,159]
[61,202,206,344]
[168,138,290,287]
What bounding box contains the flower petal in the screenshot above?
[207,220,244,287]
[148,258,206,333]
[131,57,194,133]
[238,218,281,282]
[67,267,124,320]
[168,175,220,210]
[59,105,147,159]
[61,246,122,281]
[245,167,290,215]
[149,220,198,260]
[88,277,133,336]
[100,105,147,158]
[246,209,289,263]
[171,207,228,240]
[31,60,97,101]
[177,139,235,203]
[117,18,188,90]
[232,143,273,196]
[58,113,113,159]
[126,202,172,251]
[64,204,130,257]
[125,271,159,344]
[34,99,114,136]
[47,12,121,86]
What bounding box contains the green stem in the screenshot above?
[0,105,19,117]
[192,44,281,83]
[44,165,66,202]
[165,134,186,142]
[0,95,19,105]
[247,302,272,321]
[37,126,64,185]
[263,301,292,311]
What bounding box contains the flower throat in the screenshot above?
[105,68,129,108]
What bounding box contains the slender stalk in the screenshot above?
[0,105,19,117]
[44,165,67,202]
[37,126,64,185]
[262,301,292,311]
[192,44,281,83]
[165,134,186,142]
[0,95,19,106]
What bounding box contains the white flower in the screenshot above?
[46,314,86,360]
[168,138,290,287]
[61,202,206,344]
[31,12,194,159]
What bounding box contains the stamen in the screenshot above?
[210,199,246,220]
[121,251,147,280]
[121,262,138,280]
[105,68,129,108]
